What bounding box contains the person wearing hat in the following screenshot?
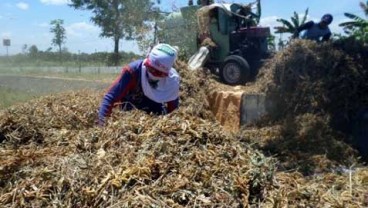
[97,43,180,126]
[293,14,333,42]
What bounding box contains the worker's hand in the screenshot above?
[292,32,299,39]
[96,118,105,127]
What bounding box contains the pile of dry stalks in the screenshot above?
[1,44,368,207]
[238,39,368,174]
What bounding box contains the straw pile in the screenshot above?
[0,63,277,207]
[240,39,368,174]
[0,90,277,207]
[257,39,368,122]
[1,42,368,207]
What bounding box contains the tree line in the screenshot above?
[51,0,216,66]
[0,45,140,67]
[4,0,367,65]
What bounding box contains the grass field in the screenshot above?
[0,66,118,81]
[0,72,111,109]
[2,70,117,82]
[0,86,38,109]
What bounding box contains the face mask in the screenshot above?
[146,71,162,89]
[147,71,164,81]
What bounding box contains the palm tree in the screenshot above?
[360,1,368,15]
[339,1,368,42]
[274,8,309,34]
[267,35,276,52]
[339,13,368,29]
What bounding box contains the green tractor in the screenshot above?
[158,2,271,85]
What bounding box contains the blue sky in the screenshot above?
[0,0,366,55]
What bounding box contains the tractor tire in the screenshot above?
[220,55,250,85]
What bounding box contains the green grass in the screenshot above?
[0,67,118,82]
[0,87,39,109]
[43,72,117,82]
[5,70,116,82]
[0,65,119,109]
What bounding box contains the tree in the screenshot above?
[267,35,276,52]
[69,0,161,66]
[22,44,28,54]
[339,1,368,42]
[360,1,368,15]
[50,19,67,56]
[274,8,309,34]
[28,45,39,58]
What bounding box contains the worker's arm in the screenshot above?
[166,98,179,113]
[296,21,314,33]
[293,21,314,38]
[98,67,135,125]
[322,32,332,42]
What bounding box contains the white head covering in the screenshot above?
[141,65,180,103]
[144,44,178,73]
[141,44,180,103]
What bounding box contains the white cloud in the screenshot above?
[40,0,71,5]
[330,18,347,34]
[37,22,49,27]
[336,18,352,27]
[261,15,314,28]
[260,16,282,35]
[260,16,279,28]
[16,2,29,10]
[66,22,99,37]
[1,32,12,38]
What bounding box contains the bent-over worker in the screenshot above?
[98,43,180,126]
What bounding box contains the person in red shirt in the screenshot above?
[98,44,180,126]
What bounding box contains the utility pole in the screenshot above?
[78,50,81,73]
[3,39,11,57]
[95,49,100,74]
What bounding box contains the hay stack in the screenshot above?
[240,39,368,173]
[0,61,277,207]
[0,93,277,207]
[258,39,368,123]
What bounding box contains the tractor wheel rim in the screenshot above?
[224,63,241,83]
